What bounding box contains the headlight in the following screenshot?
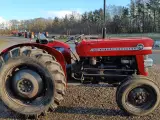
[144,55,153,67]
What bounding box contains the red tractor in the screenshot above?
[0,35,159,118]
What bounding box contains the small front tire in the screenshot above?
[116,76,160,116]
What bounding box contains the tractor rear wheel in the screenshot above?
[0,46,66,118]
[116,76,160,116]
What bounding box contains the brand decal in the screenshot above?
[90,44,152,52]
[136,44,144,50]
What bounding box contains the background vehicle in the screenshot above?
[35,33,54,44]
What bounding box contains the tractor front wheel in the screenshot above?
[0,46,66,118]
[116,76,160,116]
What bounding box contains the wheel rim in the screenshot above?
[126,85,157,110]
[12,69,43,99]
[4,64,54,107]
[18,79,33,93]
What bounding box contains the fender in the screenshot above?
[47,40,72,64]
[0,43,67,76]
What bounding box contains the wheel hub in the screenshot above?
[128,87,149,106]
[12,69,43,99]
[18,79,33,93]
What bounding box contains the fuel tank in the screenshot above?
[75,37,154,57]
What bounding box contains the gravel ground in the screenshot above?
[0,36,159,120]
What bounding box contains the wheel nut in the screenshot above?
[139,96,142,100]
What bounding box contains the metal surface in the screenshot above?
[83,68,135,72]
[12,69,43,99]
[18,79,33,93]
[127,86,153,107]
[136,55,148,76]
[102,0,106,39]
[47,40,72,64]
[83,73,128,77]
[75,38,154,57]
[144,58,153,67]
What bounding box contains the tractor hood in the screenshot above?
[75,37,154,57]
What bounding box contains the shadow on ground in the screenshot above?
[55,106,126,117]
[0,101,23,119]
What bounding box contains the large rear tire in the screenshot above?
[0,46,66,118]
[116,76,160,116]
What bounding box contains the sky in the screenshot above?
[0,0,130,23]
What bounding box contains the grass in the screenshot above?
[59,39,67,42]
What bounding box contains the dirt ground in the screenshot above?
[0,36,159,120]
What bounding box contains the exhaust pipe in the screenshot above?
[102,0,106,39]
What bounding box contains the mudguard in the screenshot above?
[0,43,67,76]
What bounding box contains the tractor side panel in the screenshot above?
[1,43,67,76]
[76,38,153,57]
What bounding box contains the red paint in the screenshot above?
[136,55,148,76]
[11,30,18,34]
[76,37,153,57]
[1,43,67,77]
[47,40,71,64]
[75,37,154,76]
[1,37,154,78]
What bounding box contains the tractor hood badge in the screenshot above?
[137,44,144,50]
[90,43,148,52]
